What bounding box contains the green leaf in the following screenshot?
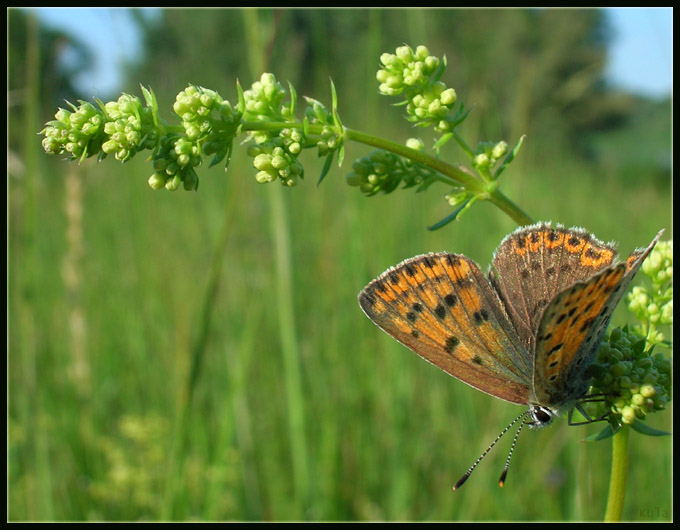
[631,338,647,356]
[302,116,310,139]
[94,97,108,116]
[141,85,159,128]
[450,103,471,127]
[236,80,246,115]
[208,140,232,169]
[288,81,297,117]
[330,78,343,130]
[432,54,447,84]
[427,197,472,231]
[583,422,620,442]
[222,141,233,172]
[629,419,671,437]
[434,132,453,152]
[317,152,335,187]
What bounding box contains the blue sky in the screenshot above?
[33,7,672,99]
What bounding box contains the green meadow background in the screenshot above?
[8,9,671,521]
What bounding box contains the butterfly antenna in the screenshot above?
[453,410,531,491]
[497,414,533,488]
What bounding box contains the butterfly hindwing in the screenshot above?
[532,264,626,407]
[532,230,663,408]
[359,252,532,404]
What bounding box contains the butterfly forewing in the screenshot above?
[359,252,532,405]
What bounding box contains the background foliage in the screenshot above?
[8,8,671,521]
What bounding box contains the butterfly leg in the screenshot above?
[567,398,612,426]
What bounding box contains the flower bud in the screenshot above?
[253,153,272,171]
[440,88,457,106]
[165,174,182,191]
[406,138,424,151]
[148,172,167,190]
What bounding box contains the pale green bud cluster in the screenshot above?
[641,239,673,283]
[407,83,456,123]
[148,134,200,191]
[472,141,508,170]
[241,74,348,187]
[304,98,342,158]
[377,45,441,96]
[243,73,289,122]
[173,85,238,141]
[41,101,106,160]
[243,74,299,185]
[445,190,472,208]
[315,126,340,157]
[101,94,156,162]
[627,240,673,344]
[377,45,457,130]
[588,327,671,425]
[248,137,304,187]
[40,86,245,192]
[346,146,436,196]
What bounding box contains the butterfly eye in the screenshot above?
[530,406,554,426]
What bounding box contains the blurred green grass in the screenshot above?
[9,142,671,521]
[8,8,671,522]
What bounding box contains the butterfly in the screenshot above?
[358,222,662,488]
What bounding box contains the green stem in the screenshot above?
[267,185,310,513]
[451,129,474,158]
[604,425,630,521]
[487,189,534,226]
[344,127,480,189]
[243,10,309,515]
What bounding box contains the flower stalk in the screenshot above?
[40,44,534,228]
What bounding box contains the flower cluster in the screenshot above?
[149,85,241,191]
[587,326,671,425]
[239,74,344,187]
[148,134,200,191]
[445,189,473,209]
[174,86,238,141]
[377,45,442,96]
[40,43,528,223]
[101,94,157,162]
[627,240,673,345]
[345,146,436,196]
[377,45,458,131]
[41,101,106,161]
[472,141,508,171]
[304,97,341,157]
[248,136,304,187]
[242,73,291,124]
[241,74,307,187]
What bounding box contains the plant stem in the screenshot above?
[267,184,310,513]
[243,10,310,515]
[488,189,534,226]
[604,425,630,521]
